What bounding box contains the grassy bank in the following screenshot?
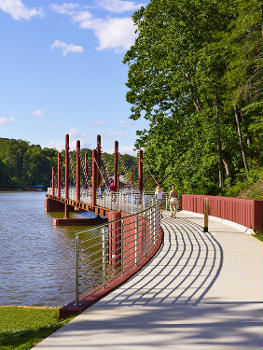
[253,231,263,242]
[0,306,73,350]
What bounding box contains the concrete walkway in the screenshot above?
[34,211,263,349]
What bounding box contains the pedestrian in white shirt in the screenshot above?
[154,185,164,218]
[169,184,179,218]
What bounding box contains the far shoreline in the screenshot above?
[0,188,46,192]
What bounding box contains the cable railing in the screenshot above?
[47,187,179,212]
[96,191,154,213]
[74,202,161,306]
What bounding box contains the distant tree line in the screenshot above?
[0,138,57,189]
[123,0,263,196]
[0,138,137,189]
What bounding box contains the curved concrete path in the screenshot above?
[34,211,263,349]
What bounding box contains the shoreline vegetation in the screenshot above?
[0,137,137,191]
[0,189,46,191]
[1,136,262,200]
[0,306,74,350]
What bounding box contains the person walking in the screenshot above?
[169,185,179,218]
[109,183,115,192]
[154,185,164,218]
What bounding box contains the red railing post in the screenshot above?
[57,152,61,197]
[114,140,119,192]
[51,167,55,196]
[97,135,101,187]
[64,134,69,218]
[84,152,88,188]
[92,149,97,207]
[138,149,143,192]
[76,140,80,203]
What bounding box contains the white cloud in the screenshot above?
[67,128,81,137]
[97,0,145,13]
[0,0,43,20]
[72,10,93,23]
[67,127,87,138]
[50,3,79,15]
[73,14,136,52]
[47,140,65,151]
[51,2,137,52]
[120,119,133,125]
[51,40,84,56]
[105,145,136,155]
[0,116,14,124]
[95,119,107,126]
[95,16,136,52]
[32,110,44,117]
[119,145,136,155]
[105,130,129,137]
[47,138,90,151]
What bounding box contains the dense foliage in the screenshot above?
[0,138,137,189]
[123,0,263,196]
[0,138,57,189]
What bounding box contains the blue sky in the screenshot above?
[0,0,149,155]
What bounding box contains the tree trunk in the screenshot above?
[186,73,202,112]
[233,104,249,180]
[222,158,230,177]
[213,96,224,188]
[193,98,202,112]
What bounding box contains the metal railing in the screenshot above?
[96,191,155,213]
[47,187,180,213]
[74,202,161,305]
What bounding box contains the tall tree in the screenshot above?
[124,0,262,194]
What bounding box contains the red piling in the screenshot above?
[92,149,97,207]
[97,135,101,187]
[76,140,80,203]
[64,134,69,218]
[114,140,119,192]
[138,149,143,192]
[45,197,66,212]
[52,167,55,196]
[57,153,61,197]
[84,153,88,188]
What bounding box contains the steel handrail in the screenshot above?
[74,202,161,305]
[47,187,181,211]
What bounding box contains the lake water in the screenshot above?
[0,191,97,307]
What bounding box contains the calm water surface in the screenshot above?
[0,192,97,306]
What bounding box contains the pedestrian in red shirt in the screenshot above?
[109,183,115,192]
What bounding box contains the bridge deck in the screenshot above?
[34,211,263,350]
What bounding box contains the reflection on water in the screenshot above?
[0,192,100,306]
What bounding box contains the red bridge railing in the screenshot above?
[182,194,263,233]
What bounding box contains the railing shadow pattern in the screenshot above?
[100,216,223,306]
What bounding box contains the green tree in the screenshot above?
[123,0,262,194]
[222,0,263,175]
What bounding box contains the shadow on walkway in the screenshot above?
[33,216,263,350]
[101,217,224,307]
[42,299,262,349]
